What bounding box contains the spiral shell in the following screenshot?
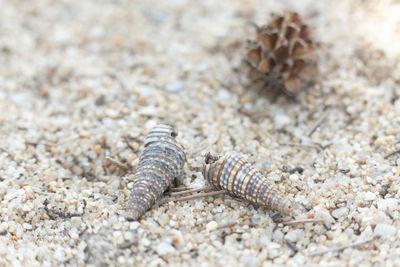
[202,153,293,215]
[125,124,186,221]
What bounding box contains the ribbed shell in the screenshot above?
[125,125,186,221]
[246,11,317,95]
[202,153,293,215]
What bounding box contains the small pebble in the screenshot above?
[374,224,396,238]
[240,255,259,267]
[331,207,349,219]
[376,198,398,212]
[365,192,376,201]
[273,113,291,129]
[71,217,82,228]
[206,221,218,232]
[156,242,175,256]
[285,229,303,243]
[165,80,186,93]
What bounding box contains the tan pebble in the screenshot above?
[48,181,57,192]
[240,96,252,104]
[99,134,107,145]
[89,213,100,220]
[206,221,218,231]
[243,219,251,226]
[137,95,147,105]
[223,201,231,207]
[356,157,367,165]
[326,231,335,240]
[126,154,137,165]
[178,214,183,221]
[71,217,81,228]
[93,145,102,154]
[130,142,140,151]
[171,236,180,244]
[80,131,90,138]
[213,198,224,205]
[375,136,395,146]
[25,187,34,200]
[181,254,191,261]
[239,212,247,218]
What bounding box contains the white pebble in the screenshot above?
[272,229,284,241]
[206,221,218,232]
[129,221,140,230]
[267,242,281,259]
[156,242,175,256]
[273,113,291,129]
[376,198,398,212]
[374,224,396,238]
[217,89,231,102]
[285,229,303,243]
[142,238,151,247]
[165,80,186,93]
[331,207,349,219]
[365,192,376,201]
[289,174,299,182]
[22,223,32,230]
[240,254,259,267]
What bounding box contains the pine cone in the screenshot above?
[246,11,317,96]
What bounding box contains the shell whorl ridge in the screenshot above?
[125,124,186,221]
[202,153,293,215]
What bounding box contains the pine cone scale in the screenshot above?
[246,11,317,95]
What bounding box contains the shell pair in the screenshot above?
[125,125,293,220]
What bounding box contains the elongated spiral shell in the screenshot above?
[202,153,293,215]
[125,125,186,221]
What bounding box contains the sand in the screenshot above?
[1,0,400,266]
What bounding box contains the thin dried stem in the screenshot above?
[175,190,227,201]
[307,113,328,136]
[216,221,237,230]
[169,187,192,192]
[281,218,325,226]
[279,142,322,151]
[170,186,213,196]
[309,236,379,257]
[384,149,400,159]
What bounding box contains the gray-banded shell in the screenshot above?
[125,124,186,221]
[202,153,293,215]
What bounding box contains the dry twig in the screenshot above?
[309,236,379,257]
[307,113,328,136]
[279,142,322,151]
[216,221,237,230]
[281,218,325,226]
[175,190,227,201]
[169,187,192,192]
[384,149,400,159]
[170,186,213,196]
